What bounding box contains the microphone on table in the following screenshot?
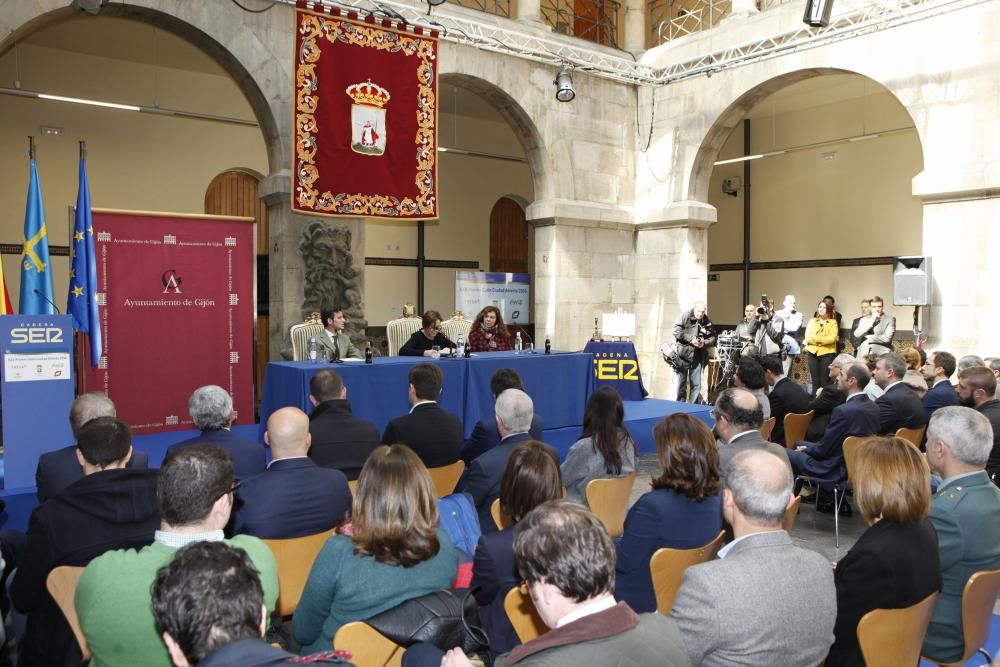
[518,327,538,354]
[34,289,61,314]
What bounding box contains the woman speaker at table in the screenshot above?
[400,310,456,356]
[467,306,513,353]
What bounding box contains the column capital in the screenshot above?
[637,200,717,229]
[525,198,633,227]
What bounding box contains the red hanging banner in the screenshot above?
[293,2,439,220]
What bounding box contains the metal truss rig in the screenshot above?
[283,0,989,87]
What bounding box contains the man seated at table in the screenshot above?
[316,306,362,360]
[400,310,456,357]
[382,363,464,468]
[308,369,381,480]
[461,368,544,465]
[167,385,265,480]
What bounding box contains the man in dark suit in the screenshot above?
[789,362,880,481]
[873,352,926,434]
[922,350,958,422]
[923,406,1000,662]
[761,356,810,446]
[460,368,544,465]
[168,385,266,480]
[382,363,463,468]
[12,417,159,667]
[955,366,1000,482]
[231,407,351,539]
[35,392,149,503]
[848,299,872,352]
[459,389,534,532]
[713,387,790,474]
[802,353,855,441]
[307,369,380,480]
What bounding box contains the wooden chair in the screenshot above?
[783,494,802,532]
[290,313,325,361]
[760,416,776,441]
[857,591,938,667]
[585,472,637,538]
[47,566,90,661]
[441,312,472,345]
[262,530,332,617]
[796,435,871,549]
[924,568,1000,665]
[491,498,511,531]
[649,530,725,614]
[386,316,422,357]
[895,425,926,451]
[504,586,548,643]
[333,621,404,667]
[783,410,815,449]
[427,460,465,497]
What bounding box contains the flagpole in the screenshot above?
[76,139,87,395]
[28,135,34,160]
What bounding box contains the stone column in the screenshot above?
[623,0,646,52]
[515,0,545,25]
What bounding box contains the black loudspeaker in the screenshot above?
[893,256,932,307]
[803,0,834,27]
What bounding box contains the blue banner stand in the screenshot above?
[0,315,75,490]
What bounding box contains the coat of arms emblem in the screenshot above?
[347,80,390,156]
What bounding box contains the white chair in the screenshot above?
[386,316,422,356]
[441,312,472,345]
[290,313,324,361]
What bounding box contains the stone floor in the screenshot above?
[632,454,864,562]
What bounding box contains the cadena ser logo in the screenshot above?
[593,358,640,381]
[162,269,183,294]
[10,327,64,344]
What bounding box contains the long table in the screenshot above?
[259,351,596,441]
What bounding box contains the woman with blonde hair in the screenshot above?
[825,437,940,666]
[293,445,458,654]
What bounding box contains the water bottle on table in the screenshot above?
[514,332,523,354]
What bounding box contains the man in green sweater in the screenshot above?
[75,445,278,667]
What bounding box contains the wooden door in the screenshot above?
[489,197,529,274]
[204,170,268,404]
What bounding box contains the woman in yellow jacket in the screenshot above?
[804,301,839,396]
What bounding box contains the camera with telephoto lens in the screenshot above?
[756,294,771,316]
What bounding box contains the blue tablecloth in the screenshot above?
[259,351,595,441]
[582,341,648,401]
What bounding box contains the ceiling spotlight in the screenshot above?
[802,0,834,26]
[554,68,575,103]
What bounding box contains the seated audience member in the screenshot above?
[958,354,986,372]
[35,392,149,503]
[922,350,959,422]
[316,306,362,361]
[307,369,381,480]
[986,357,1000,379]
[459,389,536,531]
[902,358,929,398]
[615,414,723,613]
[761,356,810,445]
[151,541,352,666]
[825,437,940,667]
[803,353,854,441]
[955,366,1000,482]
[461,368,544,465]
[733,357,770,420]
[789,362,880,483]
[862,352,884,401]
[76,445,278,667]
[293,445,458,654]
[13,417,159,667]
[671,450,836,667]
[922,406,1000,661]
[561,387,638,506]
[438,500,690,667]
[168,385,265,480]
[231,407,351,539]
[475,441,563,657]
[872,352,926,435]
[467,305,513,353]
[382,363,464,467]
[399,310,456,356]
[713,387,790,473]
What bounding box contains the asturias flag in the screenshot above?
[19,158,55,315]
[68,154,103,365]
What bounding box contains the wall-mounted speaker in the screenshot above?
[893,256,931,307]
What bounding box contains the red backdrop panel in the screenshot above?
[84,211,254,435]
[293,3,438,219]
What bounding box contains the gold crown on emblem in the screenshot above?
[346,80,391,108]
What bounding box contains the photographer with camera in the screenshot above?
[672,303,716,403]
[748,294,785,368]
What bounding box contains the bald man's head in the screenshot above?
[724,449,793,526]
[265,407,310,458]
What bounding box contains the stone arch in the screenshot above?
[439,73,552,203]
[686,67,922,204]
[0,0,284,175]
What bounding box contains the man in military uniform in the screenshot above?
[922,406,1000,663]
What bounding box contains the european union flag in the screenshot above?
[19,157,55,315]
[68,154,102,365]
